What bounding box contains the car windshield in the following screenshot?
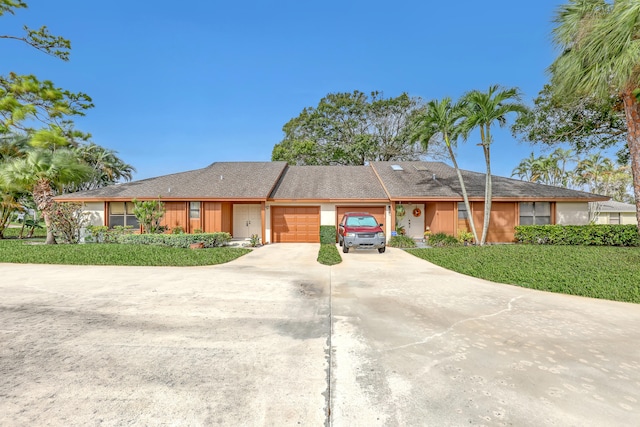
[346,216,378,227]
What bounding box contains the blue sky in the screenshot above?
[4,1,567,180]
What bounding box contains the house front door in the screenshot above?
[233,204,261,239]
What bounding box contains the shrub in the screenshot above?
[171,226,185,234]
[48,202,90,244]
[457,230,474,245]
[514,224,640,247]
[249,234,261,247]
[429,232,461,247]
[86,225,134,243]
[132,199,165,234]
[114,232,231,248]
[320,225,337,244]
[388,235,416,248]
[318,243,342,265]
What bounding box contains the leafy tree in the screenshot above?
[272,91,430,165]
[511,84,628,161]
[0,148,92,244]
[461,85,528,245]
[412,97,479,244]
[548,0,640,233]
[1,2,93,144]
[132,199,165,234]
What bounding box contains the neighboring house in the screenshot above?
[56,161,608,244]
[590,201,638,225]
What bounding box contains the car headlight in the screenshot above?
[346,232,356,237]
[377,232,385,238]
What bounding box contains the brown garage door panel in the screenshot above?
[272,207,320,243]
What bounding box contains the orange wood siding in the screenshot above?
[425,202,455,235]
[203,202,232,233]
[272,206,320,243]
[160,202,188,232]
[472,202,517,243]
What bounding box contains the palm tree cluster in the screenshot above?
[0,134,134,243]
[512,149,633,203]
[413,85,528,246]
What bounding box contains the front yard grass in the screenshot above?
[0,239,250,266]
[407,245,640,304]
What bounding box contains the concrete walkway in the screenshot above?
[1,244,639,426]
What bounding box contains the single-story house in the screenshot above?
[590,200,638,225]
[56,161,608,244]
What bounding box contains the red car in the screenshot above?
[338,212,386,253]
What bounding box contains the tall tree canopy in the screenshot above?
[548,0,640,232]
[272,91,431,165]
[511,84,628,161]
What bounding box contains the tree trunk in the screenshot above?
[33,179,57,245]
[622,90,640,236]
[481,144,492,246]
[448,145,479,244]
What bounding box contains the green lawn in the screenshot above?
[407,245,640,304]
[0,239,250,266]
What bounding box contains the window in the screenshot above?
[458,202,469,220]
[190,201,201,219]
[609,212,620,224]
[109,202,139,229]
[519,202,551,225]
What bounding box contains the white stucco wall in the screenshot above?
[83,202,105,226]
[555,202,589,225]
[80,202,105,242]
[621,213,638,225]
[594,212,638,225]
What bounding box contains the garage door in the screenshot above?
[272,206,320,243]
[336,206,386,242]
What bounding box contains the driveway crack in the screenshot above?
[386,295,524,352]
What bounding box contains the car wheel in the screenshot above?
[378,246,386,253]
[343,245,349,253]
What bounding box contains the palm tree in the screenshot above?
[70,143,135,191]
[413,97,479,243]
[574,153,613,193]
[550,148,577,187]
[512,152,539,181]
[1,148,92,244]
[461,85,528,245]
[550,0,640,233]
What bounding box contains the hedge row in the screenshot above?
[114,232,232,248]
[514,225,640,247]
[320,225,336,244]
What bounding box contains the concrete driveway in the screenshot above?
[1,244,639,426]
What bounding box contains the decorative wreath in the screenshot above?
[412,208,422,217]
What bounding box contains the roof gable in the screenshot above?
[270,165,388,200]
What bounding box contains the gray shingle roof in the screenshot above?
[371,161,607,200]
[270,165,388,200]
[58,162,287,200]
[58,160,607,202]
[592,200,637,212]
